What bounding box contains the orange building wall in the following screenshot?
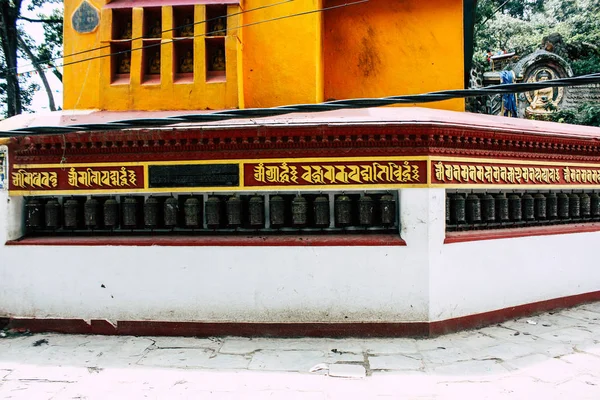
[323,0,465,111]
[63,0,106,110]
[62,0,465,112]
[241,0,323,108]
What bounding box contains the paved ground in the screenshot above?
[2,303,600,399]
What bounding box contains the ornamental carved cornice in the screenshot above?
[9,123,600,164]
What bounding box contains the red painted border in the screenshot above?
[445,223,600,244]
[5,234,406,247]
[429,290,600,336]
[6,291,600,338]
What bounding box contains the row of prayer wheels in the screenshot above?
[24,193,396,231]
[447,191,600,230]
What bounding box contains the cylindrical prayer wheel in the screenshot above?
[522,193,535,221]
[103,198,119,228]
[144,197,159,228]
[163,197,178,227]
[495,193,509,222]
[380,194,395,226]
[26,198,43,229]
[450,193,466,224]
[557,193,570,220]
[45,198,61,229]
[184,197,201,228]
[248,196,264,227]
[466,194,481,224]
[508,194,522,222]
[270,196,285,227]
[84,198,100,228]
[63,199,80,229]
[292,195,308,226]
[359,195,374,226]
[122,197,138,228]
[569,193,581,219]
[445,195,451,225]
[591,193,600,219]
[205,197,221,228]
[314,196,330,227]
[335,195,352,226]
[481,194,495,223]
[534,193,547,220]
[226,196,242,227]
[580,193,591,219]
[546,192,558,220]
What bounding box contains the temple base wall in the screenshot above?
[2,188,599,335]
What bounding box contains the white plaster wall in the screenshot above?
[429,197,600,322]
[0,190,433,323]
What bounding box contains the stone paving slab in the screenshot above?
[2,303,600,398]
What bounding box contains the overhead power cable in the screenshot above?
[1,73,600,137]
[15,0,368,77]
[14,0,294,73]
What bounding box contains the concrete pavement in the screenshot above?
[1,302,600,399]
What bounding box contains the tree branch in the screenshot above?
[18,16,62,24]
[17,36,56,112]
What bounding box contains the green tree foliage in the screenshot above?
[0,0,62,118]
[475,0,600,66]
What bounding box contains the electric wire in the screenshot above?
[1,73,599,137]
[14,0,367,77]
[14,0,294,73]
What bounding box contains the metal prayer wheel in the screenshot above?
[144,197,159,228]
[335,195,352,226]
[534,193,547,220]
[205,196,221,228]
[557,193,570,219]
[270,196,285,227]
[522,193,535,221]
[103,198,119,228]
[314,196,330,227]
[84,198,100,228]
[184,197,201,228]
[546,192,558,220]
[508,194,522,222]
[380,194,395,226]
[163,197,178,227]
[450,193,466,225]
[466,194,481,224]
[63,199,80,229]
[26,198,43,229]
[359,195,374,226]
[248,196,264,227]
[226,196,242,227]
[494,193,508,222]
[445,194,451,225]
[122,197,138,228]
[569,193,581,219]
[292,195,308,226]
[580,193,591,219]
[45,198,61,229]
[481,194,495,223]
[591,193,600,219]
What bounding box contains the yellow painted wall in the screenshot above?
[63,0,107,110]
[323,0,465,111]
[241,0,323,107]
[64,1,239,111]
[63,0,465,112]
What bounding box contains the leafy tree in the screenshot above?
[0,0,62,118]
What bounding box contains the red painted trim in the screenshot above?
[6,291,600,338]
[429,290,600,336]
[445,223,600,244]
[5,234,406,247]
[11,122,600,165]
